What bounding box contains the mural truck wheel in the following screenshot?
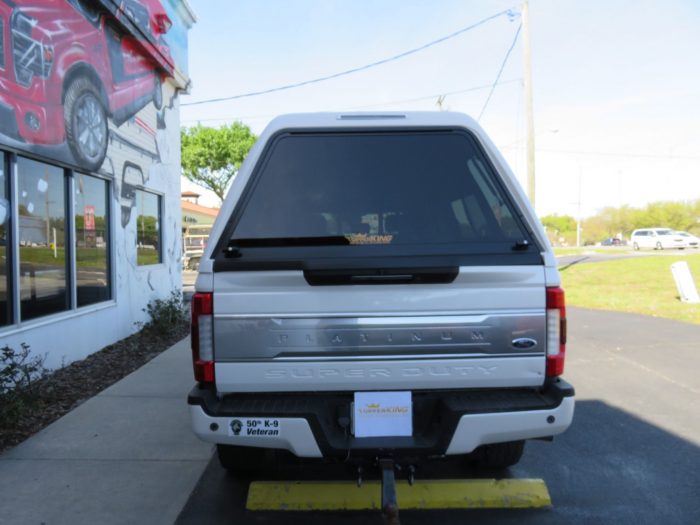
[64,77,108,172]
[121,206,132,228]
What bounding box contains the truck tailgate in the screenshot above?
[213,265,547,392]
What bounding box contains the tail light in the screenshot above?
[191,292,214,384]
[546,287,567,377]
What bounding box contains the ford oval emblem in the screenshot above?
[512,338,537,349]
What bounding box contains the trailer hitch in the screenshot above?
[380,459,400,525]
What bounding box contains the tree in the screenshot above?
[180,122,257,202]
[541,214,576,235]
[578,198,700,244]
[540,214,576,245]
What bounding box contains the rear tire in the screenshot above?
[656,242,663,250]
[473,440,525,469]
[216,444,266,473]
[633,242,639,251]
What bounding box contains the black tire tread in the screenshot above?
[474,440,526,469]
[216,444,265,473]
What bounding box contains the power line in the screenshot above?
[343,78,522,111]
[180,78,523,125]
[503,146,700,160]
[182,8,517,107]
[477,23,522,121]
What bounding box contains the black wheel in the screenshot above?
[656,242,663,250]
[473,440,525,469]
[216,444,266,473]
[64,77,108,171]
[632,242,639,250]
[152,75,163,110]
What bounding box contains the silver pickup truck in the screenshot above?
[188,112,574,474]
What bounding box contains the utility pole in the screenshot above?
[576,166,582,247]
[436,95,446,111]
[522,0,536,211]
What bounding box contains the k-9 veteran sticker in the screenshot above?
[229,418,281,437]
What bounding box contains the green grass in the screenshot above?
[19,247,66,266]
[18,247,107,269]
[76,248,108,269]
[561,253,700,324]
[137,249,161,266]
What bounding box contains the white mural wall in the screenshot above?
[0,0,195,369]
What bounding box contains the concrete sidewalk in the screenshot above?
[0,337,212,525]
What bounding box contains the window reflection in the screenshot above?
[0,153,9,326]
[136,190,161,265]
[18,157,68,320]
[75,174,110,306]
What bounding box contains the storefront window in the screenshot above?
[136,190,161,265]
[18,157,68,321]
[0,153,10,326]
[75,174,110,306]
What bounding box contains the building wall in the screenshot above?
[182,202,219,226]
[0,0,195,369]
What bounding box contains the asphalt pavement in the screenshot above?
[556,248,697,269]
[175,308,700,525]
[182,270,197,301]
[1,308,698,524]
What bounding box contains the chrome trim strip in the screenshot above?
[214,313,545,361]
[256,352,541,362]
[216,310,542,319]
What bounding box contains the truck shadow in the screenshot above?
[175,400,700,525]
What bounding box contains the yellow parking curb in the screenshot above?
[246,478,551,511]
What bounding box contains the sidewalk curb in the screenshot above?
[0,337,212,525]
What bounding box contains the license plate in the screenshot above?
[353,391,412,438]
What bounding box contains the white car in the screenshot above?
[675,231,700,249]
[631,228,686,250]
[188,112,574,479]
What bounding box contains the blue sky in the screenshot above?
[180,0,700,218]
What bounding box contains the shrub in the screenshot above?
[139,290,189,335]
[0,344,46,425]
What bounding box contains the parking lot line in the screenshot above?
[246,479,551,511]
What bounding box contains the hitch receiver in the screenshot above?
[380,459,400,525]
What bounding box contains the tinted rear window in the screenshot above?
[229,131,533,257]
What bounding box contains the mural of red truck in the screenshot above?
[0,0,173,171]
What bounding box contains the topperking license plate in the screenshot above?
[353,391,412,438]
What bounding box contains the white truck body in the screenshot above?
[188,112,574,467]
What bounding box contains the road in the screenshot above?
[556,248,697,268]
[182,270,197,301]
[174,307,700,525]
